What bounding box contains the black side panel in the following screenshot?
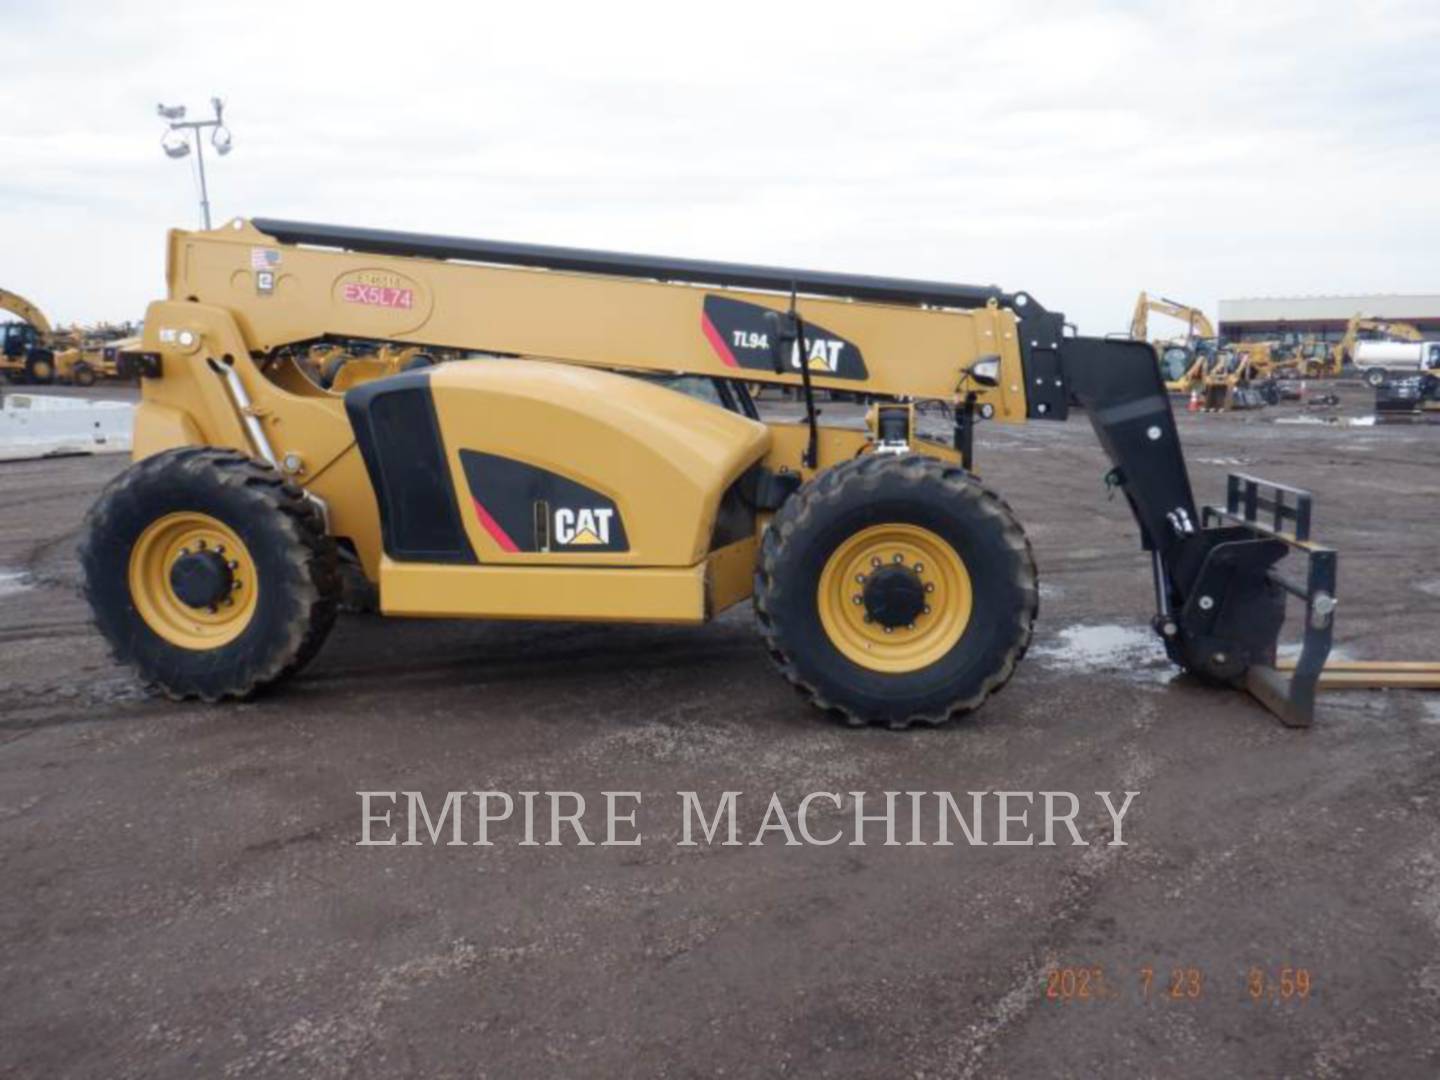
[459,450,629,554]
[1060,336,1199,554]
[344,372,475,563]
[701,295,869,380]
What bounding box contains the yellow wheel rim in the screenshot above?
[127,512,259,649]
[32,360,53,380]
[817,523,973,673]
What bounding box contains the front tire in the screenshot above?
[80,447,340,701]
[25,350,55,384]
[72,361,97,387]
[754,454,1037,729]
[1364,367,1387,389]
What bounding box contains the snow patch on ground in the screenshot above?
[1273,414,1377,427]
[0,393,132,460]
[0,571,32,598]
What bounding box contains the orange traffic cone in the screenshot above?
[1188,390,1201,412]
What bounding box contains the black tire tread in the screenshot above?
[78,447,340,702]
[754,453,1038,730]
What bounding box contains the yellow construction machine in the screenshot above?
[1131,292,1224,392]
[79,219,1339,728]
[1,288,68,384]
[1156,343,1208,394]
[0,289,116,386]
[1268,338,1332,380]
[1130,291,1216,344]
[1198,348,1279,410]
[1231,341,1287,379]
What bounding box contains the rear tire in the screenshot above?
[80,447,340,701]
[72,361,97,387]
[754,454,1037,729]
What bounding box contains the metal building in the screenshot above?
[1218,295,1440,343]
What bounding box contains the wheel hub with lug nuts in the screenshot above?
[169,549,235,609]
[127,512,258,649]
[861,564,927,629]
[817,523,973,674]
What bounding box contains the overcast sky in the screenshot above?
[3,0,1438,335]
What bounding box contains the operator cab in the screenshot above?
[2,321,39,358]
[1159,345,1192,383]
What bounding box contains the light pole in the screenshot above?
[157,98,234,230]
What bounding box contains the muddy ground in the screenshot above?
[1,386,1438,1078]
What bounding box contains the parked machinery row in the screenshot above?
[1,287,140,387]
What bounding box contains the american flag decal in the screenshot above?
[249,247,281,270]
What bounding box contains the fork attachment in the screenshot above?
[1197,474,1337,727]
[1057,336,1336,728]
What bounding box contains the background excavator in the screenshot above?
[1130,291,1217,344]
[1130,292,1226,391]
[80,219,1336,728]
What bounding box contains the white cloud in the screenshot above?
[1,0,1438,332]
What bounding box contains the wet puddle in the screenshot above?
[1031,623,1173,685]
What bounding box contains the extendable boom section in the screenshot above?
[251,218,1014,311]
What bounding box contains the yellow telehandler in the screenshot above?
[79,219,1337,728]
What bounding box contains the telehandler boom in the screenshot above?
[82,219,1335,727]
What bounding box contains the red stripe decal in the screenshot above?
[701,312,739,368]
[471,496,520,553]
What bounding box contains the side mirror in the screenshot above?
[967,355,1001,387]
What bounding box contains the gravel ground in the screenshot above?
[1,385,1437,1078]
